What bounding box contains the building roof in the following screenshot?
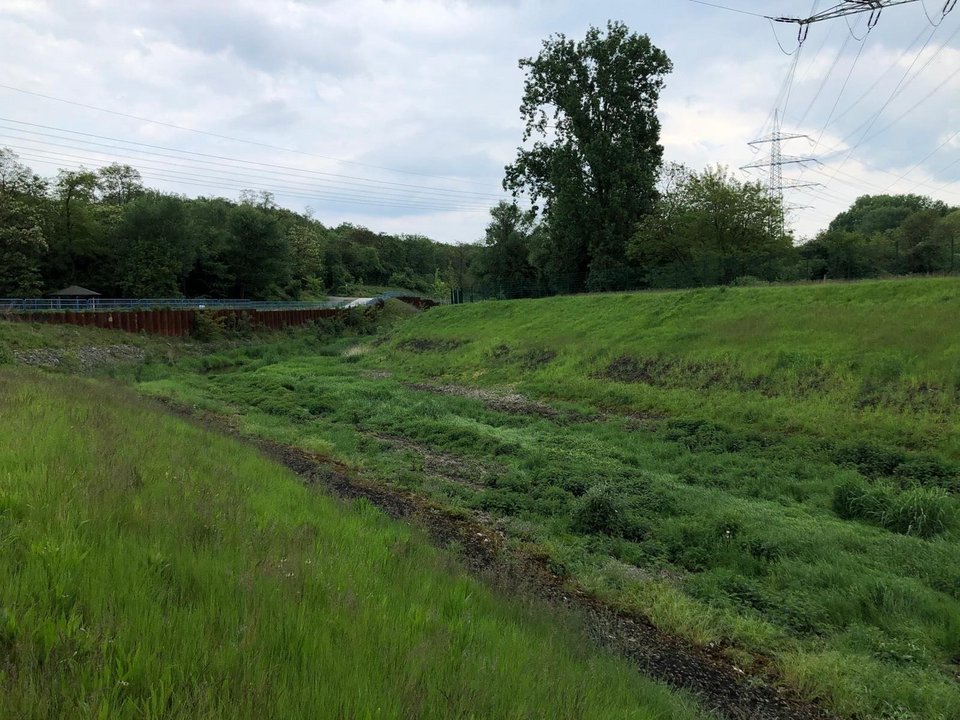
[48,285,101,297]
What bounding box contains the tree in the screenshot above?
[96,164,144,205]
[829,194,950,236]
[226,204,290,298]
[628,165,791,286]
[932,210,960,274]
[0,149,48,296]
[900,210,942,274]
[115,193,194,297]
[504,22,672,291]
[474,201,540,298]
[0,196,47,296]
[286,223,327,296]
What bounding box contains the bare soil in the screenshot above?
[396,338,468,353]
[159,398,837,720]
[405,382,570,421]
[372,433,502,489]
[14,344,145,371]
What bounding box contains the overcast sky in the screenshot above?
[1,0,957,243]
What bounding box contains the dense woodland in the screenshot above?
[0,147,471,299]
[0,143,956,302]
[0,27,956,302]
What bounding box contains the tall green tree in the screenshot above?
[474,201,539,299]
[504,21,672,291]
[115,193,194,297]
[96,163,144,205]
[0,150,48,296]
[226,204,290,298]
[829,194,950,236]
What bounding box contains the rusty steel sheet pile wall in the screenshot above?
[4,307,347,337]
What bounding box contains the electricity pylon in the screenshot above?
[742,111,821,234]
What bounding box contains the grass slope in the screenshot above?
[7,278,959,719]
[384,278,960,458]
[0,368,703,720]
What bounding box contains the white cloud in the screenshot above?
[0,0,956,245]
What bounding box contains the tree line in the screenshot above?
[0,147,475,299]
[2,22,957,303]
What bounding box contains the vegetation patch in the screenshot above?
[0,368,705,720]
[374,434,503,489]
[833,478,956,538]
[396,337,468,353]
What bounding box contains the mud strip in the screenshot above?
[372,433,500,489]
[405,382,571,421]
[160,399,835,720]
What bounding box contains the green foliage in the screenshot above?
[191,310,226,342]
[472,201,542,298]
[0,368,704,720]
[0,149,48,296]
[629,165,792,287]
[802,194,958,280]
[833,478,955,538]
[0,146,478,300]
[504,21,672,291]
[572,483,629,536]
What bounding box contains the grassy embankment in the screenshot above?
[0,367,704,719]
[128,278,960,720]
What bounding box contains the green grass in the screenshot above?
[6,277,959,719]
[0,367,705,720]
[126,277,960,720]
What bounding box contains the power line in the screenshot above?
[770,1,922,29]
[0,84,496,189]
[0,127,498,208]
[0,142,493,216]
[0,118,508,201]
[686,1,768,18]
[9,147,491,215]
[816,21,948,188]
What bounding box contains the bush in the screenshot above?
[833,478,955,538]
[192,311,225,342]
[572,484,629,536]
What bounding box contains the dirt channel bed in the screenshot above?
[162,399,836,720]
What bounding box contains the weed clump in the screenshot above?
[571,484,648,540]
[833,478,955,538]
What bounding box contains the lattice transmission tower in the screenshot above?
[742,112,821,234]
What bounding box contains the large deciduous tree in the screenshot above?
[504,21,672,291]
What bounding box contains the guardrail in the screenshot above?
[0,297,351,313]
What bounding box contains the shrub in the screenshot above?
[832,442,906,479]
[312,315,346,338]
[191,311,225,342]
[572,484,629,536]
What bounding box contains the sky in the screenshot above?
[0,0,957,244]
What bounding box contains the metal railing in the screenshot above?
[0,297,354,313]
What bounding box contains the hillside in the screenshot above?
[3,277,959,720]
[0,368,704,719]
[382,278,960,458]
